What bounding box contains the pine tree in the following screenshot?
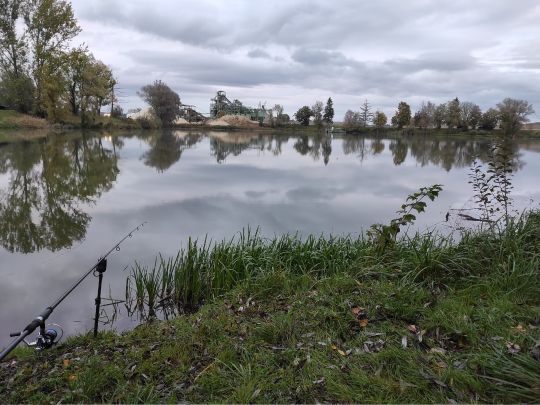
[323,97,334,124]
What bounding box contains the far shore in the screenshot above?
[1,110,540,142]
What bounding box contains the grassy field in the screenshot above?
[1,212,539,403]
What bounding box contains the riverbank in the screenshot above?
[1,213,539,403]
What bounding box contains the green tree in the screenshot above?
[445,97,461,129]
[497,98,535,136]
[480,108,499,130]
[138,80,181,126]
[373,110,387,129]
[24,0,81,115]
[64,46,89,115]
[0,0,34,112]
[0,0,27,77]
[323,97,334,124]
[0,70,34,112]
[294,105,312,126]
[391,101,411,129]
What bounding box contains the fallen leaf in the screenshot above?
[359,318,369,328]
[515,324,525,332]
[330,344,337,351]
[351,306,363,315]
[407,325,417,333]
[62,359,70,368]
[68,374,77,382]
[506,342,521,354]
[337,349,347,356]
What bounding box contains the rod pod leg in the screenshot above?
[93,259,107,337]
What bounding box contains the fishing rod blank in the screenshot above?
[0,222,147,362]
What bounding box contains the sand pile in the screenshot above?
[173,117,190,125]
[221,115,260,128]
[207,119,231,126]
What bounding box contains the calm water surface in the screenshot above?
[1,130,540,347]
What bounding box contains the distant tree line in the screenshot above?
[343,97,535,136]
[293,98,335,127]
[0,0,118,124]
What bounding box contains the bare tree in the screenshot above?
[312,100,324,127]
[359,99,374,126]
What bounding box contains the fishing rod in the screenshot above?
[0,222,148,362]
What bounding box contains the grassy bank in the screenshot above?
[0,110,48,130]
[1,213,539,403]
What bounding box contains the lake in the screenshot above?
[1,129,540,347]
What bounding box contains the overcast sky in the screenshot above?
[72,0,540,120]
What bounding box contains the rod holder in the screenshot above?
[93,259,107,337]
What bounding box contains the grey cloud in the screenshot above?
[72,0,540,120]
[247,49,272,59]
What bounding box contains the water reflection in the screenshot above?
[0,130,528,254]
[0,135,119,253]
[142,131,202,171]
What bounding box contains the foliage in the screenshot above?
[413,101,436,129]
[445,97,461,129]
[323,97,334,124]
[468,140,515,224]
[391,101,411,129]
[24,0,81,116]
[138,80,181,126]
[0,0,28,78]
[368,184,443,253]
[480,108,499,130]
[497,98,535,136]
[294,105,312,126]
[0,69,34,112]
[373,110,387,128]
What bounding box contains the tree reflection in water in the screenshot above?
[0,134,120,253]
[0,130,525,254]
[142,130,202,171]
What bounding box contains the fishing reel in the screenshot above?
[10,323,63,351]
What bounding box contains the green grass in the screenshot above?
[1,214,539,403]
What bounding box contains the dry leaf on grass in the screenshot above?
[351,306,369,327]
[506,342,521,354]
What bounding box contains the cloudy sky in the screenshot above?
[72,0,540,120]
